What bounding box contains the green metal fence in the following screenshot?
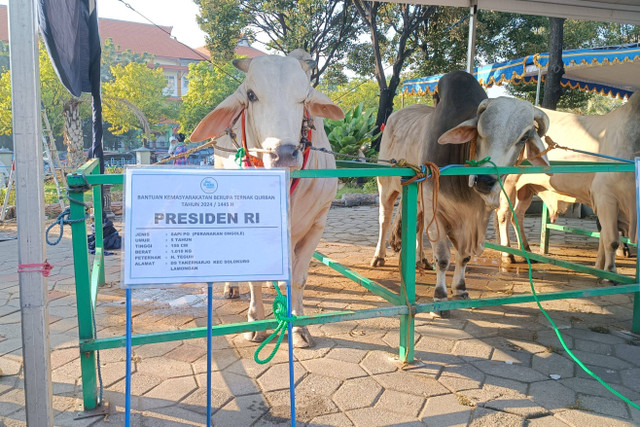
[66,159,640,411]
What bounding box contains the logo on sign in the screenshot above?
[200,177,218,194]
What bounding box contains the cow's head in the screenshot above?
[190,53,344,169]
[438,97,549,208]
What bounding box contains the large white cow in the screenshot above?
[496,93,640,275]
[371,71,550,315]
[190,51,343,347]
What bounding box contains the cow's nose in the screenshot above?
[473,174,497,194]
[267,144,302,168]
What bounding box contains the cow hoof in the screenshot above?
[417,258,432,270]
[452,292,470,300]
[224,285,240,299]
[389,236,402,253]
[371,257,385,267]
[502,254,515,265]
[244,330,267,342]
[292,327,314,348]
[437,310,451,319]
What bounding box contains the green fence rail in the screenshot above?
[66,159,640,410]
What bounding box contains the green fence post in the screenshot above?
[68,177,98,410]
[92,181,105,286]
[399,181,417,363]
[540,201,550,254]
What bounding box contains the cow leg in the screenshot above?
[415,204,431,270]
[497,190,515,265]
[290,216,331,348]
[451,252,471,300]
[244,282,267,342]
[513,187,534,253]
[372,177,399,267]
[223,282,240,299]
[390,196,431,269]
[432,238,451,318]
[593,194,620,276]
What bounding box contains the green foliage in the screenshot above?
[324,103,378,159]
[101,38,152,82]
[322,79,379,112]
[179,61,241,135]
[196,0,359,84]
[102,62,168,136]
[0,41,69,137]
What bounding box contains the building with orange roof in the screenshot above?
[0,5,265,100]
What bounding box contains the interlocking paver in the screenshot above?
[421,394,473,426]
[577,394,630,418]
[556,409,637,427]
[469,407,525,426]
[333,377,382,411]
[529,380,577,412]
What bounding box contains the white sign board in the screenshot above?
[123,167,291,287]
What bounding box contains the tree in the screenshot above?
[195,0,359,85]
[179,61,242,135]
[102,62,169,146]
[352,1,437,151]
[541,17,565,110]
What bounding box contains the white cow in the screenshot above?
[496,93,640,275]
[372,104,435,269]
[190,51,343,347]
[371,71,550,315]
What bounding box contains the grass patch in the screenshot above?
[335,179,377,199]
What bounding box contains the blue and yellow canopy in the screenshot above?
[402,43,640,99]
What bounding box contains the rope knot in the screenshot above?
[254,282,297,364]
[466,156,491,167]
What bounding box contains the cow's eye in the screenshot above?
[518,135,528,145]
[247,89,258,102]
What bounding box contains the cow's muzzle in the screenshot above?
[469,174,497,194]
[264,144,302,169]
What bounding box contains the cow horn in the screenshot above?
[477,98,490,116]
[233,58,252,73]
[533,107,549,137]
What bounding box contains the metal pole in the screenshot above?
[466,5,477,73]
[8,0,54,425]
[535,68,543,106]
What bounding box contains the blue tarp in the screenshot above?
[402,43,640,99]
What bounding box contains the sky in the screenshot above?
[0,0,207,49]
[97,0,207,48]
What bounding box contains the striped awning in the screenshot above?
[402,43,640,99]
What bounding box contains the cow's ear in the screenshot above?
[438,117,478,144]
[190,88,245,142]
[306,88,344,121]
[233,58,252,73]
[525,137,550,166]
[533,107,549,137]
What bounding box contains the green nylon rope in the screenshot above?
[235,147,247,167]
[467,157,640,411]
[254,281,296,364]
[234,147,296,364]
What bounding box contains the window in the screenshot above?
[163,75,177,97]
[181,76,189,96]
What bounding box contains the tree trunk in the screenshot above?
[63,98,86,168]
[541,17,565,110]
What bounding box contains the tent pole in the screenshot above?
[466,5,477,73]
[535,68,543,106]
[8,0,54,425]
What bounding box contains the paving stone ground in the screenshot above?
[1,204,639,426]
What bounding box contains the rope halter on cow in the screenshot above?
[231,106,315,194]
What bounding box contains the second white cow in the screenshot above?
[496,93,640,275]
